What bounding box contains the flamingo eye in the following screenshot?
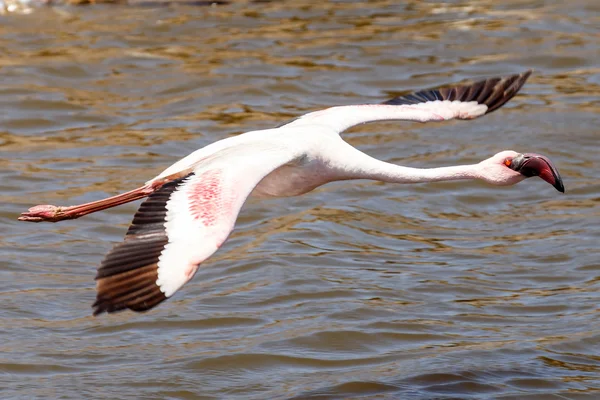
[504,158,512,167]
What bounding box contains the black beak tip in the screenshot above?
[552,169,565,193]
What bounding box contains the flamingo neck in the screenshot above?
[342,160,482,184]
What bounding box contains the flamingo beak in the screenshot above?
[510,153,565,193]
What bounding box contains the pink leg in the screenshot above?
[19,183,158,223]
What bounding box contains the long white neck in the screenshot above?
[330,140,482,184]
[345,161,480,184]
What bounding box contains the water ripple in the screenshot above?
[1,1,599,399]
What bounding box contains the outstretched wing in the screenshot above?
[93,143,299,315]
[283,70,532,134]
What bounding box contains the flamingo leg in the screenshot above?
[19,184,158,223]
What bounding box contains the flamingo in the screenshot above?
[19,70,564,315]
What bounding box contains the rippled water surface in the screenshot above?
[2,1,600,399]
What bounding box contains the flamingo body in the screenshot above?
[18,70,565,315]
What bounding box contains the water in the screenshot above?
[1,1,599,399]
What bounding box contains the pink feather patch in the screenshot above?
[187,170,224,226]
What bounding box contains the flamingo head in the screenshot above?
[479,150,564,193]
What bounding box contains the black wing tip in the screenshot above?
[92,293,167,316]
[383,70,533,115]
[92,269,168,316]
[92,244,169,316]
[478,69,533,114]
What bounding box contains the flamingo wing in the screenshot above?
[92,143,300,315]
[284,70,532,134]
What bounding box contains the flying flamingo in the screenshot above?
[19,70,564,315]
